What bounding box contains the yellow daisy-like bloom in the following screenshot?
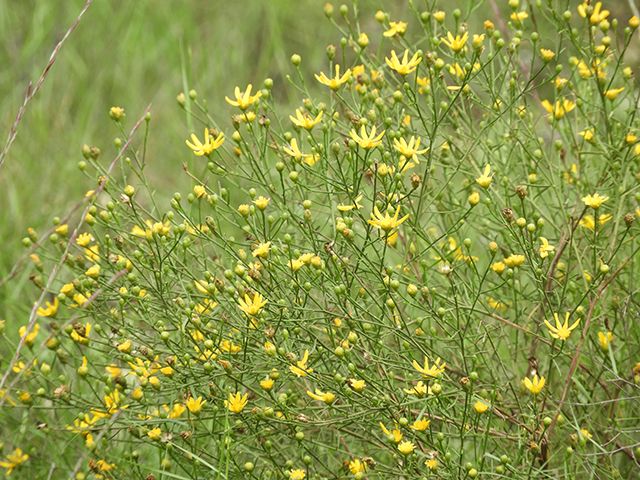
[225,84,262,110]
[289,109,323,130]
[147,427,161,441]
[306,388,335,405]
[238,292,268,316]
[398,441,415,455]
[504,254,525,268]
[540,49,555,62]
[604,88,624,101]
[283,138,318,166]
[491,262,506,274]
[337,193,364,212]
[290,469,306,480]
[523,374,546,395]
[69,323,91,345]
[383,20,407,37]
[253,242,271,258]
[349,378,366,392]
[474,400,489,414]
[393,136,428,163]
[404,381,432,397]
[410,417,431,431]
[556,77,568,90]
[598,331,613,351]
[541,99,575,120]
[441,31,469,52]
[77,232,93,247]
[544,312,580,341]
[434,11,445,23]
[473,34,485,49]
[426,458,438,470]
[368,206,409,232]
[0,448,29,475]
[85,264,100,278]
[539,237,555,259]
[412,356,446,378]
[511,11,528,25]
[580,214,612,230]
[290,350,313,377]
[225,392,248,413]
[36,298,58,317]
[582,193,609,209]
[476,164,494,188]
[253,196,270,210]
[194,185,207,199]
[350,124,385,149]
[117,339,131,353]
[578,2,609,24]
[185,128,225,156]
[579,129,595,143]
[349,459,366,474]
[385,49,422,76]
[164,403,186,419]
[314,64,351,91]
[260,377,274,391]
[186,396,206,415]
[580,428,593,438]
[380,422,403,443]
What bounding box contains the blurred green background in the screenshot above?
[0,0,637,322]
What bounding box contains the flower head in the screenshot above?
[36,298,58,317]
[604,88,624,101]
[225,392,248,413]
[504,254,525,268]
[0,448,29,475]
[186,128,225,156]
[539,237,555,259]
[544,313,580,341]
[404,381,432,397]
[383,20,407,37]
[225,84,262,110]
[238,292,268,316]
[315,64,351,90]
[290,469,305,480]
[412,356,446,378]
[476,164,494,188]
[541,99,575,120]
[511,11,528,25]
[474,400,489,414]
[578,2,609,24]
[441,31,469,52]
[349,459,366,474]
[598,331,613,351]
[368,206,409,232]
[337,193,364,212]
[349,378,366,392]
[380,422,403,442]
[540,49,555,62]
[410,417,431,431]
[393,136,428,163]
[398,441,415,455]
[523,374,546,395]
[186,396,206,415]
[385,49,421,76]
[289,109,323,130]
[290,350,313,377]
[18,324,39,347]
[253,196,270,210]
[350,124,385,149]
[582,193,609,209]
[307,388,335,405]
[253,242,271,258]
[283,138,318,166]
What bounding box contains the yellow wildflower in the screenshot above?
[393,136,428,163]
[225,392,248,413]
[544,312,580,341]
[253,242,271,258]
[474,400,489,414]
[337,193,364,212]
[306,388,335,405]
[539,237,555,259]
[511,11,528,25]
[225,84,262,110]
[504,254,525,268]
[77,232,93,247]
[410,417,430,431]
[253,196,270,210]
[350,124,385,149]
[0,448,29,475]
[491,262,506,274]
[523,374,546,395]
[315,64,351,90]
[540,49,555,62]
[383,20,407,37]
[476,164,494,188]
[18,324,39,347]
[398,441,415,455]
[238,292,267,316]
[290,350,313,377]
[185,128,225,156]
[385,49,421,75]
[578,2,609,24]
[380,422,403,443]
[413,356,446,378]
[289,109,323,130]
[290,469,306,480]
[349,459,366,474]
[604,88,624,101]
[441,31,469,52]
[598,331,613,351]
[541,99,575,120]
[582,193,609,209]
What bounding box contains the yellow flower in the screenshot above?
[350,124,385,149]
[511,11,528,25]
[283,138,318,166]
[426,458,438,470]
[36,298,58,317]
[539,237,555,259]
[77,232,93,247]
[358,32,369,47]
[315,64,351,90]
[18,324,39,347]
[476,164,494,188]
[473,34,485,49]
[417,76,430,94]
[290,469,305,480]
[289,109,323,130]
[117,339,132,353]
[393,136,428,163]
[185,128,225,156]
[0,448,29,475]
[385,49,421,75]
[484,20,494,30]
[556,77,568,90]
[474,400,489,414]
[380,422,403,443]
[225,392,248,413]
[410,417,431,431]
[580,428,593,438]
[165,403,186,419]
[544,312,580,341]
[147,427,162,441]
[504,254,525,268]
[238,292,268,316]
[290,349,313,377]
[85,264,100,278]
[598,331,613,351]
[441,31,469,52]
[253,242,271,258]
[349,378,366,392]
[288,258,304,271]
[398,441,415,455]
[579,129,595,143]
[307,388,335,405]
[253,196,270,210]
[349,459,366,474]
[337,193,364,212]
[491,262,506,274]
[540,49,555,62]
[383,20,407,37]
[523,374,546,395]
[604,88,624,101]
[578,2,609,24]
[541,99,575,120]
[260,377,275,391]
[404,381,432,397]
[413,356,446,378]
[225,84,262,110]
[368,206,409,232]
[194,185,207,199]
[582,193,609,209]
[433,11,445,23]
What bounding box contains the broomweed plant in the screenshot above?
[3,1,640,479]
